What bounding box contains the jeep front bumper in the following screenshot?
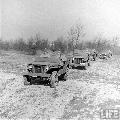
[23,72,51,78]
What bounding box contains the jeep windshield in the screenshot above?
[33,65,46,73]
[74,58,84,64]
[34,57,60,63]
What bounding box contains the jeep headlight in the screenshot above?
[27,64,33,72]
[45,66,49,71]
[27,64,32,69]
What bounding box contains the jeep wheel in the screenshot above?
[50,71,58,88]
[84,66,87,70]
[69,65,72,69]
[93,57,96,61]
[63,72,68,81]
[30,77,36,85]
[88,61,90,66]
[84,63,88,70]
[64,67,69,80]
[23,76,30,85]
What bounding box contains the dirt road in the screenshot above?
[0,52,120,120]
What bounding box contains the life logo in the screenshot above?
[100,109,119,119]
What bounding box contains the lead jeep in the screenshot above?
[69,52,90,70]
[23,56,70,88]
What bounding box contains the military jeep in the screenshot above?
[69,52,90,70]
[99,52,108,59]
[23,56,70,88]
[99,50,112,59]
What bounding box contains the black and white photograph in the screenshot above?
[1,0,120,119]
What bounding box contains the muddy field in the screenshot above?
[0,50,120,120]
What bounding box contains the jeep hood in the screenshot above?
[32,57,63,65]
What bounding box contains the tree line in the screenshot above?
[0,36,116,55]
[0,23,119,55]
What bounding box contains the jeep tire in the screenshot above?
[88,61,90,66]
[63,72,68,81]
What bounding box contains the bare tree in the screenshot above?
[112,36,119,47]
[67,23,86,54]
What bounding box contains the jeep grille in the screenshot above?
[74,58,84,64]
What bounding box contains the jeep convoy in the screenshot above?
[23,49,112,87]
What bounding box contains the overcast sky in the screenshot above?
[2,0,120,42]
